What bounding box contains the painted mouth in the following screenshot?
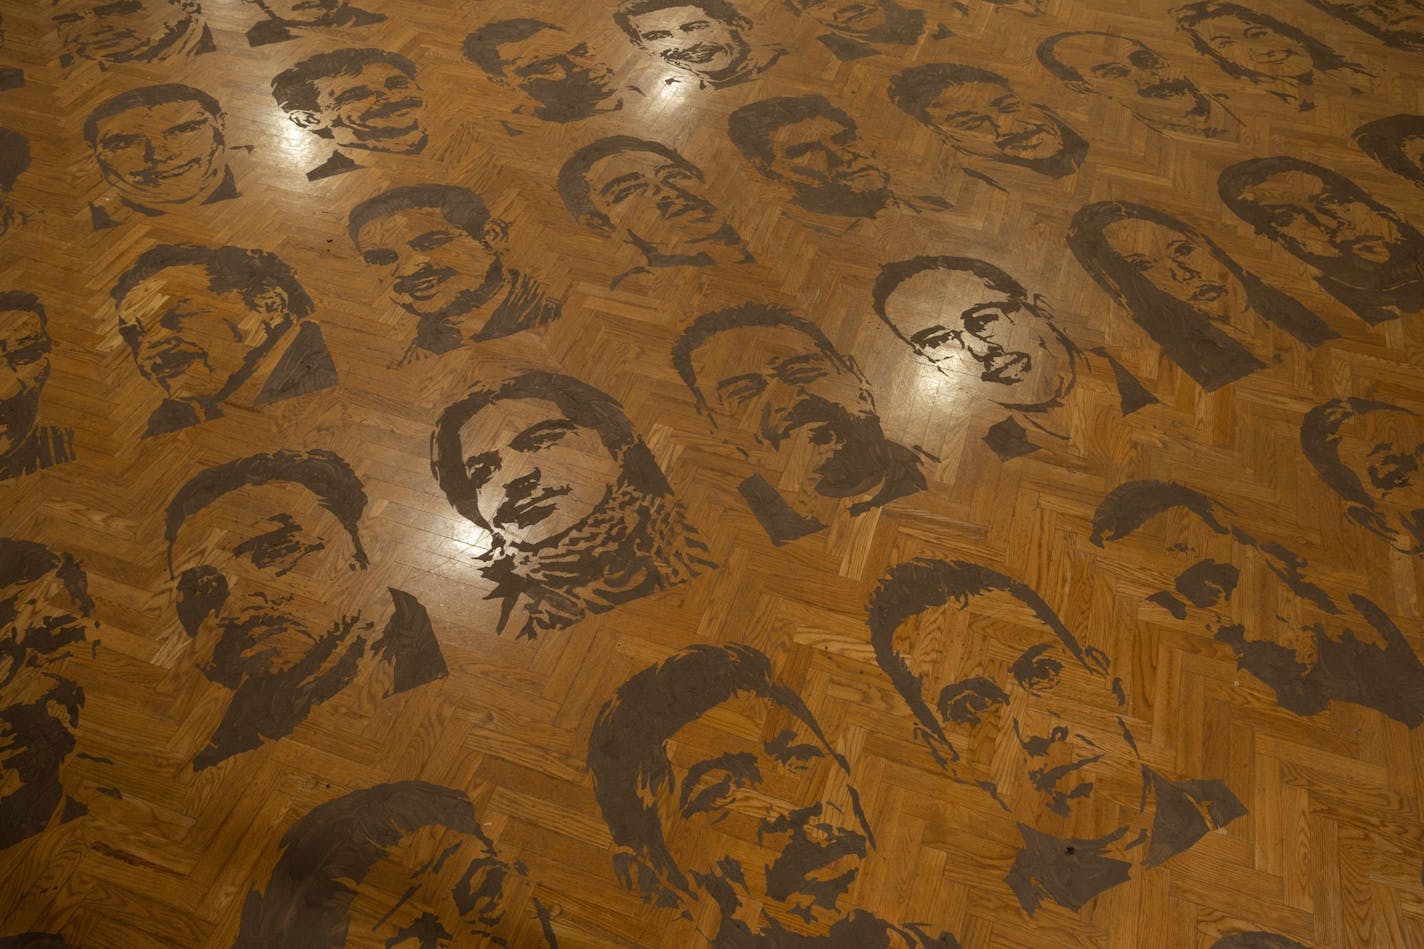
[1141,78,1197,99]
[393,268,455,301]
[660,199,717,221]
[981,351,1031,383]
[143,341,206,382]
[835,164,887,189]
[133,156,204,187]
[997,125,1051,154]
[361,98,423,124]
[1189,281,1228,303]
[667,43,727,65]
[498,482,573,529]
[1254,48,1297,64]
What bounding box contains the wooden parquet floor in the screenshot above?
[2,0,1424,945]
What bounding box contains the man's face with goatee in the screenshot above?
[171,483,367,693]
[656,691,871,937]
[1052,35,1215,130]
[692,322,891,503]
[497,26,620,122]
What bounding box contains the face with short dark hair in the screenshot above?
[299,62,426,152]
[656,690,871,935]
[1321,0,1423,39]
[355,206,505,320]
[117,263,291,404]
[495,27,617,117]
[1194,13,1311,77]
[1053,35,1213,126]
[449,396,623,548]
[170,481,366,692]
[626,3,749,76]
[791,0,891,35]
[51,0,194,63]
[759,114,890,209]
[1238,170,1404,270]
[90,96,225,206]
[1336,408,1424,550]
[880,266,1074,407]
[250,0,347,25]
[0,309,51,457]
[923,80,1064,163]
[583,148,730,258]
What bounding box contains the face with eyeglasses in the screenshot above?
[880,265,1075,408]
[0,309,51,457]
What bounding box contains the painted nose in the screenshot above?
[0,364,27,400]
[1170,257,1203,282]
[1016,722,1070,756]
[756,388,797,445]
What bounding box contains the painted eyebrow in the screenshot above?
[715,371,765,394]
[510,418,576,446]
[678,751,758,812]
[598,172,648,197]
[410,228,452,244]
[908,323,952,345]
[774,353,827,370]
[990,93,1018,109]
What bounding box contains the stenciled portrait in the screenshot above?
[349,184,563,364]
[1,539,95,852]
[889,63,1088,181]
[1355,114,1424,188]
[84,84,239,230]
[1068,200,1335,391]
[0,126,28,238]
[1300,0,1422,52]
[271,48,427,181]
[236,782,557,946]
[1303,397,1424,556]
[1172,1,1374,111]
[431,371,714,640]
[112,244,338,438]
[613,0,786,89]
[781,0,926,61]
[1037,32,1242,140]
[463,18,623,125]
[588,643,961,947]
[166,449,448,770]
[1092,480,1424,727]
[672,303,926,544]
[1220,156,1424,325]
[51,0,214,67]
[872,255,1158,460]
[558,136,754,289]
[241,0,384,48]
[867,558,1246,915]
[0,293,75,483]
[0,14,21,91]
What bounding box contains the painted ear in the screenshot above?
[1065,80,1094,95]
[286,109,326,132]
[482,218,511,249]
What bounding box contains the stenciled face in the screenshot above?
[0,310,51,457]
[170,482,366,692]
[892,589,1140,841]
[498,28,617,113]
[881,267,1075,407]
[1196,13,1312,77]
[254,0,347,25]
[657,691,871,936]
[1,561,89,706]
[309,61,426,153]
[1326,0,1424,38]
[1239,170,1403,268]
[91,97,226,207]
[794,0,890,35]
[454,396,623,549]
[1337,408,1424,549]
[761,114,890,203]
[1055,36,1212,123]
[117,263,291,404]
[356,206,504,321]
[345,822,552,947]
[51,0,191,64]
[584,149,730,258]
[627,5,749,76]
[923,81,1065,163]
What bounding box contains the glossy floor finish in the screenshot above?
[2,0,1424,945]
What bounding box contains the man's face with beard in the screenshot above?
[1052,35,1213,128]
[1336,407,1424,552]
[117,263,292,406]
[691,323,888,502]
[880,265,1075,408]
[90,96,226,207]
[0,308,51,458]
[454,396,623,549]
[355,206,506,322]
[626,4,750,78]
[305,61,426,153]
[657,691,871,936]
[51,0,194,64]
[759,113,891,215]
[170,482,367,692]
[1239,170,1407,274]
[791,0,891,36]
[583,148,734,259]
[345,821,554,947]
[891,587,1142,843]
[250,0,348,25]
[495,26,617,118]
[923,80,1066,164]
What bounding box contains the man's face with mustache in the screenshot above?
[309,62,426,153]
[117,263,290,405]
[881,266,1075,408]
[657,691,871,935]
[761,114,891,207]
[498,27,617,117]
[454,396,622,549]
[171,482,366,692]
[252,0,347,25]
[356,206,506,322]
[51,0,191,64]
[1336,407,1424,552]
[794,0,890,36]
[1054,35,1212,125]
[0,308,51,458]
[91,97,226,207]
[627,4,750,78]
[584,148,733,259]
[692,323,886,500]
[894,589,1141,841]
[924,80,1066,163]
[1240,170,1406,270]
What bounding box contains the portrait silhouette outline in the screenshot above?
[0,127,29,238]
[1354,114,1424,188]
[614,0,786,89]
[241,0,384,48]
[463,18,623,125]
[782,0,926,60]
[51,0,214,68]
